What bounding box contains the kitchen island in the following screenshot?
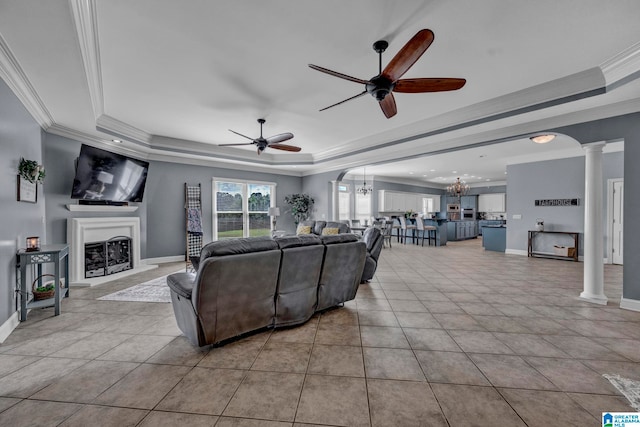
[482,225,506,252]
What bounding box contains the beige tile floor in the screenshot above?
[1,238,639,426]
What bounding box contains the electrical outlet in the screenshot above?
[512,214,522,220]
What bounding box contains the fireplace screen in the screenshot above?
[85,236,132,278]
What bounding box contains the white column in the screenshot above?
[580,141,607,305]
[331,180,339,221]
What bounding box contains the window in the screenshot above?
[213,179,275,239]
[338,183,350,221]
[355,192,371,224]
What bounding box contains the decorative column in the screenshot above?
[331,180,339,221]
[580,141,607,304]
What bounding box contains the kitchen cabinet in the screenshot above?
[477,220,506,235]
[478,193,506,213]
[460,195,477,210]
[378,190,441,215]
[446,221,478,241]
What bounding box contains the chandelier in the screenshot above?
[356,166,373,196]
[447,177,469,197]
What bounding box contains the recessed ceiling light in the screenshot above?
[463,173,468,176]
[452,170,457,173]
[504,171,507,174]
[423,174,427,177]
[471,175,475,178]
[478,177,482,179]
[112,139,122,143]
[409,171,414,175]
[486,179,490,181]
[530,134,556,144]
[430,169,436,172]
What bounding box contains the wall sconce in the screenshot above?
[26,236,40,252]
[268,207,280,229]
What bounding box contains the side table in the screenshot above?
[16,244,70,321]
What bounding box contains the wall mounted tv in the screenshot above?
[70,144,150,204]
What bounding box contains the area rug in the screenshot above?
[604,374,640,411]
[98,271,190,303]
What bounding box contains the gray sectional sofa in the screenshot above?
[167,234,366,347]
[298,220,351,235]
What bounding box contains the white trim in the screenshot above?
[143,255,185,265]
[505,249,528,256]
[620,297,640,312]
[0,32,54,128]
[96,115,152,145]
[0,311,20,343]
[600,40,640,87]
[69,0,104,118]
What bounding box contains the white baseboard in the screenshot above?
[143,255,185,265]
[505,249,528,256]
[620,297,640,312]
[0,311,20,343]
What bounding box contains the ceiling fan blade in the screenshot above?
[228,129,255,141]
[319,90,368,112]
[266,132,294,144]
[394,78,466,93]
[379,92,397,119]
[308,64,369,85]
[269,144,301,152]
[382,29,434,82]
[218,143,254,147]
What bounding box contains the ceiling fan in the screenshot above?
[309,29,466,119]
[219,119,301,155]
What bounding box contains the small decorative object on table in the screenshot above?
[26,236,40,252]
[32,274,57,300]
[535,218,544,231]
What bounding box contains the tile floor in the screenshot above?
[1,238,639,426]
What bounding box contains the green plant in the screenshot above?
[284,193,315,225]
[18,157,45,184]
[35,284,55,293]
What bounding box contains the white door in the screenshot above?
[612,180,623,264]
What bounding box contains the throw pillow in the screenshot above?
[296,225,312,235]
[322,227,339,235]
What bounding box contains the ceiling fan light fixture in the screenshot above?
[530,134,556,144]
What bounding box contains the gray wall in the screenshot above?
[0,79,46,326]
[506,152,623,257]
[41,133,303,259]
[301,170,340,221]
[144,160,302,258]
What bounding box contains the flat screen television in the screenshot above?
[70,144,149,203]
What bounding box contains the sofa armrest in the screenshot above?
[167,272,195,300]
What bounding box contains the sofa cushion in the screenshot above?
[326,221,350,234]
[296,225,312,235]
[274,234,321,249]
[200,236,278,259]
[321,227,340,235]
[320,233,359,245]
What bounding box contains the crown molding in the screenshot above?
[69,0,104,118]
[0,32,54,128]
[600,40,640,88]
[312,68,606,163]
[96,114,152,146]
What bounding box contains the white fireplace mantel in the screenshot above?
[67,217,156,287]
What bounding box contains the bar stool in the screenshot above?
[398,216,416,244]
[424,225,437,246]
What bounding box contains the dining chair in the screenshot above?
[381,220,393,249]
[415,217,437,246]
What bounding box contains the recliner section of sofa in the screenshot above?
[361,227,383,283]
[167,234,365,347]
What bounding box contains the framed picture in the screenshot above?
[17,175,37,203]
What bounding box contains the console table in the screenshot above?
[16,244,69,321]
[527,231,579,262]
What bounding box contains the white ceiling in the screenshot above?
[0,0,639,186]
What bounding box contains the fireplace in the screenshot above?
[85,236,132,278]
[68,217,156,286]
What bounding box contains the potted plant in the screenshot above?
[284,193,315,225]
[18,157,45,184]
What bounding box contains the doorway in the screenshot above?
[608,179,623,264]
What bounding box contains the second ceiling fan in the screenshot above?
[219,119,301,155]
[309,29,466,119]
